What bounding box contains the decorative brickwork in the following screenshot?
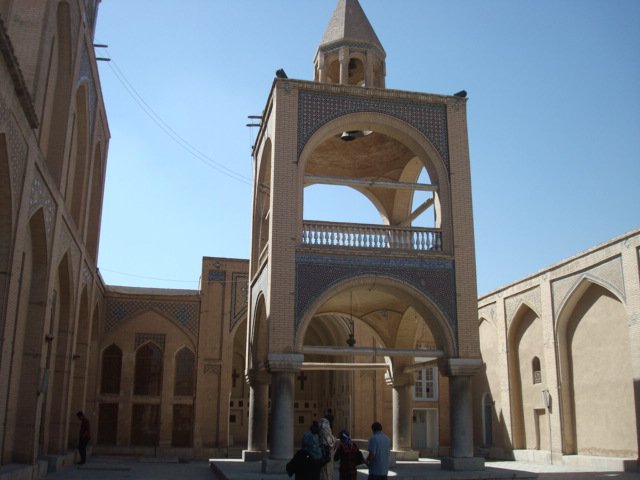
[134,333,165,351]
[298,89,449,164]
[105,297,199,336]
[29,172,56,236]
[295,253,457,334]
[505,286,541,327]
[0,104,28,219]
[551,255,626,318]
[231,272,248,331]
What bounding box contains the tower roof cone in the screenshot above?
[319,0,385,57]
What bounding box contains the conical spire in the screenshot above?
[319,0,385,57]
[314,0,386,88]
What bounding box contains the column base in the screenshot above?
[392,449,419,461]
[441,456,485,471]
[242,450,266,462]
[261,458,289,473]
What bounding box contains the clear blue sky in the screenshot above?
[94,1,640,295]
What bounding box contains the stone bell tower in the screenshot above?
[245,0,483,472]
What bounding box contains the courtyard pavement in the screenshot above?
[42,456,640,480]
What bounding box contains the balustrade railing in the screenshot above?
[302,221,442,252]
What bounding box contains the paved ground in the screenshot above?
[42,456,640,480]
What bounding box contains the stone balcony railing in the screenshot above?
[301,221,442,252]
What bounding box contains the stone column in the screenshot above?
[441,358,484,471]
[262,353,303,473]
[391,375,418,461]
[243,370,270,461]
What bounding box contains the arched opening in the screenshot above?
[12,209,49,463]
[39,2,73,187]
[85,143,104,261]
[174,347,195,397]
[134,342,163,396]
[100,344,122,395]
[69,287,90,449]
[347,57,365,86]
[295,276,453,441]
[557,282,637,457]
[131,342,163,447]
[507,304,545,450]
[172,347,195,447]
[299,114,449,255]
[252,140,271,275]
[229,320,248,447]
[68,85,90,229]
[0,135,12,339]
[47,253,74,454]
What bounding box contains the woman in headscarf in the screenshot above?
[333,430,364,480]
[287,421,322,480]
[318,417,336,480]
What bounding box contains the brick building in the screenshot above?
[0,1,637,478]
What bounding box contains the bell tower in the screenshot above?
[314,0,386,88]
[246,0,482,473]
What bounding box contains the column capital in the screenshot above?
[267,353,304,373]
[439,358,482,377]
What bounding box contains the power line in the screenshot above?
[99,48,252,186]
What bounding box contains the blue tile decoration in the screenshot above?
[295,253,457,337]
[106,297,199,337]
[298,89,449,166]
[134,333,165,351]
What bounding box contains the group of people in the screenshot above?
[287,409,391,480]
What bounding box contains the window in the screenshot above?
[532,357,542,384]
[134,342,163,396]
[174,348,195,396]
[172,404,193,447]
[414,367,438,400]
[131,404,159,446]
[97,403,118,445]
[100,344,122,394]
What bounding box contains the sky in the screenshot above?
[94,1,640,296]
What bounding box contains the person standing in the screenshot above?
[366,421,391,480]
[334,430,364,480]
[76,411,91,465]
[318,417,336,480]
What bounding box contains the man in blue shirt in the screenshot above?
[366,421,391,480]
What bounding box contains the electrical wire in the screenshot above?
[99,48,252,186]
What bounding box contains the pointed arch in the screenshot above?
[47,251,75,453]
[12,208,49,462]
[506,303,544,450]
[85,142,104,261]
[100,343,122,395]
[70,286,90,420]
[134,342,163,396]
[0,135,12,338]
[68,84,90,229]
[252,138,272,275]
[39,1,73,187]
[174,347,195,396]
[556,279,636,456]
[248,293,268,371]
